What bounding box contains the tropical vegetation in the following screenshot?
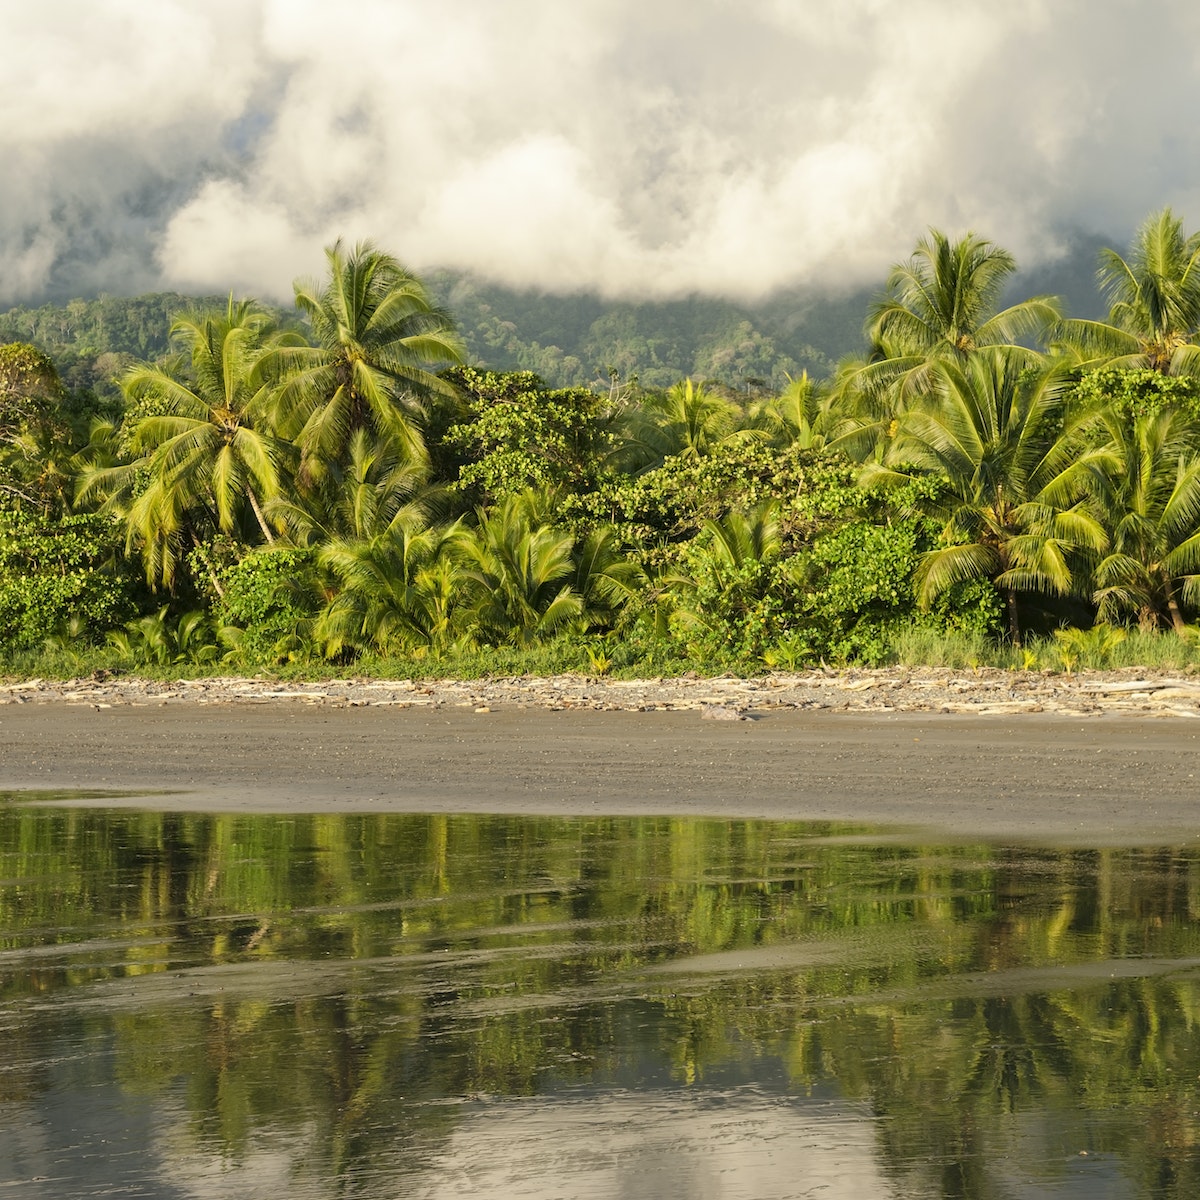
[8,212,1200,676]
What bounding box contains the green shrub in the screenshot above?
[0,511,135,654]
[215,546,320,660]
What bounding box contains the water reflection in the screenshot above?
[1,808,1198,1197]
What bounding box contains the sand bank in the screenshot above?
[3,682,1200,844]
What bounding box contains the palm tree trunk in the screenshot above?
[1166,587,1189,636]
[246,485,276,545]
[1005,587,1021,647]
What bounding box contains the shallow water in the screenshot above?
[2,805,1200,1198]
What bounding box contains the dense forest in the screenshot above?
[3,210,1200,678]
[0,278,862,397]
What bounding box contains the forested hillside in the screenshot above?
[0,241,1107,398]
[431,276,871,389]
[0,281,864,397]
[0,293,225,399]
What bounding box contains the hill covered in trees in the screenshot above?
[0,238,1108,399]
[0,280,865,398]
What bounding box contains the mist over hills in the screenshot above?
[0,239,1109,397]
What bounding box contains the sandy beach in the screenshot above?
[4,669,1200,843]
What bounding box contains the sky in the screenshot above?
[5,0,1200,306]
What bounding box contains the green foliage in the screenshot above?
[871,350,1109,643]
[1069,367,1200,422]
[614,378,743,473]
[1051,623,1128,672]
[793,517,1002,665]
[888,626,1022,669]
[106,605,237,668]
[572,440,860,559]
[215,547,319,660]
[0,511,135,654]
[0,342,80,515]
[663,501,785,651]
[440,367,615,504]
[315,521,469,659]
[461,493,584,648]
[0,342,63,410]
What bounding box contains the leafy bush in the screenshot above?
[0,511,136,654]
[215,546,319,660]
[1070,368,1200,422]
[440,368,616,504]
[568,440,860,563]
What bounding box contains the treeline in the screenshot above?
[4,210,1200,677]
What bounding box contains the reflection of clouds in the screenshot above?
[151,1100,321,1200]
[403,1089,895,1200]
[6,2,1200,302]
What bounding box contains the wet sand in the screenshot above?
[3,701,1199,844]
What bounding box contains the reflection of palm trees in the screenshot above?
[12,811,1200,1196]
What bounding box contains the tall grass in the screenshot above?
[7,625,1200,683]
[887,627,1021,669]
[887,625,1200,673]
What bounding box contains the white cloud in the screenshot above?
[4,0,1200,304]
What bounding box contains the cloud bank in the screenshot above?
[5,0,1200,304]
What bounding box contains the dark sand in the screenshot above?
[3,703,1199,844]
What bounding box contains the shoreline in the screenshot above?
[3,684,1200,844]
[5,664,1200,718]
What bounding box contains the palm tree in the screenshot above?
[570,524,645,631]
[614,378,742,473]
[1088,407,1200,633]
[80,299,288,588]
[316,518,469,657]
[670,501,782,640]
[268,428,436,547]
[869,230,1059,357]
[1054,208,1200,375]
[269,240,464,478]
[268,427,455,656]
[835,230,1060,462]
[870,348,1107,643]
[747,372,836,451]
[460,492,583,646]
